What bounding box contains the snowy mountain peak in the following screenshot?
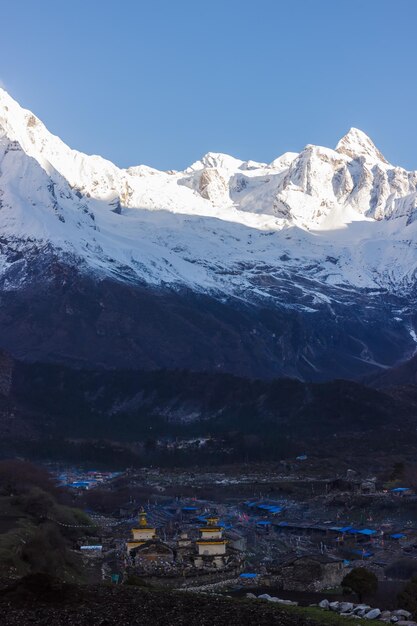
[193,152,244,171]
[1,87,417,382]
[0,86,417,305]
[336,127,388,164]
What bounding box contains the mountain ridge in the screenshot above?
[1,86,417,296]
[1,348,417,466]
[0,88,417,380]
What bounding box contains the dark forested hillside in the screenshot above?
[0,351,415,467]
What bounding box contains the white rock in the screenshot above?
[319,599,330,610]
[274,599,298,606]
[364,608,381,619]
[393,612,413,619]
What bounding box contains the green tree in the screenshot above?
[342,567,378,602]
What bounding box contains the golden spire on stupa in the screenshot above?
[138,507,148,527]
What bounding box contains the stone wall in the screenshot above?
[274,560,345,592]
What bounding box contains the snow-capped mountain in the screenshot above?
[0,87,417,380]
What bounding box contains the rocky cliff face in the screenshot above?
[1,88,417,379]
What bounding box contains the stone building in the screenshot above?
[126,509,156,554]
[275,554,345,592]
[194,516,228,568]
[225,529,246,552]
[126,510,244,576]
[130,539,174,563]
[360,479,376,494]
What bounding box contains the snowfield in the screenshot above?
[0,87,417,302]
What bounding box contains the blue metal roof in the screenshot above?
[257,504,282,513]
[256,520,272,525]
[357,529,377,536]
[240,573,257,578]
[346,528,376,536]
[390,533,406,539]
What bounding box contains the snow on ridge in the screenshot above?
[336,127,389,164]
[1,87,417,299]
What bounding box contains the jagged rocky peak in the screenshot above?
[198,168,229,204]
[2,87,417,381]
[0,87,44,151]
[336,127,388,164]
[186,152,243,173]
[1,84,417,300]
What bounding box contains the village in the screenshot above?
[48,458,417,621]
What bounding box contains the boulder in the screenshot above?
[258,594,271,601]
[364,608,381,619]
[340,602,354,613]
[330,601,341,611]
[246,593,256,599]
[319,599,330,610]
[276,599,298,606]
[393,612,413,620]
[354,605,371,614]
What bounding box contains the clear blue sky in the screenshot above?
[1,0,416,171]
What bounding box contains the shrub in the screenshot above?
[342,567,378,602]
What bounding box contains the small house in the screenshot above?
[274,554,345,592]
